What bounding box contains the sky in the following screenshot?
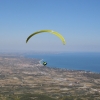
[0,0,100,53]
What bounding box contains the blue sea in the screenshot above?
[25,52,100,73]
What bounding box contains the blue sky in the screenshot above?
[0,0,100,52]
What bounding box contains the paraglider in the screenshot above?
[26,30,66,45]
[26,29,66,67]
[39,59,47,66]
[43,61,47,66]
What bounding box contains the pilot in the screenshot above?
[43,62,47,66]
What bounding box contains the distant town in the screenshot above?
[0,53,100,100]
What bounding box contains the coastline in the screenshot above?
[24,53,100,73]
[37,59,99,74]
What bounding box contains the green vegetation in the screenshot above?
[61,94,100,100]
[0,93,56,100]
[0,93,100,100]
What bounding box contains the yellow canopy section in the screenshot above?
[26,30,66,45]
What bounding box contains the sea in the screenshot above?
[25,52,100,73]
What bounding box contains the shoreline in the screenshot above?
[38,59,99,74]
[0,53,100,74]
[24,53,100,73]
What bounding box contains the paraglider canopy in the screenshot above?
[26,30,66,45]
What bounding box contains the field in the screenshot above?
[0,54,100,100]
